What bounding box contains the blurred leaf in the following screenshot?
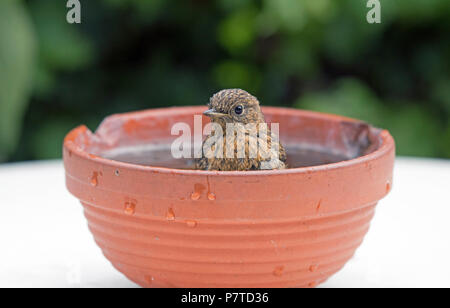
[30,118,86,160]
[33,62,56,98]
[213,60,261,92]
[394,0,450,23]
[275,38,319,76]
[296,78,387,124]
[442,124,450,158]
[218,0,253,12]
[304,0,337,21]
[31,1,94,71]
[432,79,450,114]
[295,78,441,157]
[217,7,257,54]
[102,0,165,22]
[384,104,440,157]
[261,0,308,33]
[0,0,36,161]
[322,17,383,64]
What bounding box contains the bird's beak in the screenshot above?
[203,109,227,118]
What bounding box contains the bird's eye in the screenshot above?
[234,105,244,115]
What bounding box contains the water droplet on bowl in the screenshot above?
[309,264,318,272]
[144,275,154,285]
[308,281,317,288]
[90,178,98,187]
[386,181,391,192]
[191,192,201,201]
[191,183,206,200]
[273,266,284,277]
[166,208,175,221]
[90,172,99,187]
[316,199,322,211]
[186,220,197,228]
[124,201,136,215]
[115,170,120,176]
[207,193,216,201]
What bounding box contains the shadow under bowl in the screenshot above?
[63,106,395,288]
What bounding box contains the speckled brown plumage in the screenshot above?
[196,89,287,171]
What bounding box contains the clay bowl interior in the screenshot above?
[63,106,395,288]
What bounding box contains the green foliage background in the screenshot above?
[1,0,449,162]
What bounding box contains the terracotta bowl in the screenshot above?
[63,106,395,288]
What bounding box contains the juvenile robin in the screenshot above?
[195,89,287,171]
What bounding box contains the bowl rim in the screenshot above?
[64,106,395,177]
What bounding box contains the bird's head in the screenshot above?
[204,89,265,126]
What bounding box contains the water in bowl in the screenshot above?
[101,143,351,169]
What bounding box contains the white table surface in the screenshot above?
[1,157,449,288]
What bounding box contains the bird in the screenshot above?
[195,89,287,171]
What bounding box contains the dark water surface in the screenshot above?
[102,144,351,169]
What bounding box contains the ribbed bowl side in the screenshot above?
[82,201,376,288]
[64,107,395,288]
